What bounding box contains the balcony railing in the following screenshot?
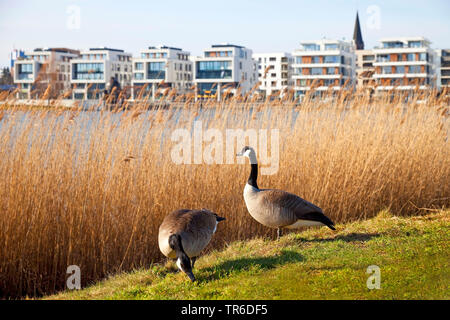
[17,73,33,80]
[147,71,165,80]
[196,70,232,79]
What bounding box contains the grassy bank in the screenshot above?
[47,211,449,300]
[0,90,449,298]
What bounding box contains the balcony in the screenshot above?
[147,71,165,80]
[196,70,232,80]
[17,73,33,80]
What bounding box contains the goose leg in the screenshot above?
[191,257,197,269]
[277,228,283,240]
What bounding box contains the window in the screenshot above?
[408,41,422,48]
[196,61,232,79]
[269,57,276,61]
[148,62,165,79]
[383,42,403,48]
[419,53,427,61]
[409,66,421,74]
[311,68,322,75]
[312,56,320,64]
[377,54,390,62]
[407,53,416,61]
[324,56,339,63]
[302,44,320,51]
[73,63,105,80]
[325,44,338,50]
[396,66,405,74]
[382,66,392,74]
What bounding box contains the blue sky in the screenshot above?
[0,0,449,68]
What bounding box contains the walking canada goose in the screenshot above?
[158,209,226,281]
[237,146,336,239]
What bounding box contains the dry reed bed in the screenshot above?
[0,90,449,298]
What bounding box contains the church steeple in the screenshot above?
[353,11,364,50]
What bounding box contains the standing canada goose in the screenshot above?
[237,146,335,239]
[158,208,225,281]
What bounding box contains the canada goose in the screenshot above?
[237,146,335,239]
[158,208,226,281]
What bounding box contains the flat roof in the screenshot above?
[149,45,182,51]
[33,48,79,54]
[89,47,125,53]
[211,44,244,49]
[379,37,430,43]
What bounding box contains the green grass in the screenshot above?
[47,210,449,300]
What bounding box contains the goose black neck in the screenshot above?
[248,163,259,189]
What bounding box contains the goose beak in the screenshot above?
[217,216,226,222]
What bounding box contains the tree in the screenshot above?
[0,67,13,85]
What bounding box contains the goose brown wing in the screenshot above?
[260,189,335,229]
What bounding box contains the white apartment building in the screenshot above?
[438,49,450,91]
[292,39,356,98]
[132,46,192,100]
[355,49,375,89]
[193,44,258,100]
[14,48,80,99]
[70,48,132,100]
[253,52,293,98]
[372,37,439,91]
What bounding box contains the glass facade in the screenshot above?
[302,44,320,51]
[196,61,232,79]
[205,51,232,57]
[311,68,322,75]
[408,41,423,48]
[324,55,339,63]
[325,44,338,50]
[73,63,104,80]
[396,66,405,73]
[409,66,422,73]
[147,62,165,79]
[18,64,34,79]
[383,42,404,48]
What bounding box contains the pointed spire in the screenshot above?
[353,11,365,50]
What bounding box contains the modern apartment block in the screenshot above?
[193,44,258,100]
[438,49,450,91]
[70,48,132,100]
[292,40,356,98]
[372,37,439,91]
[132,46,192,100]
[355,49,375,88]
[13,48,79,99]
[253,52,293,98]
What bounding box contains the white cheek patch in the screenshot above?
[176,258,182,271]
[213,221,218,234]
